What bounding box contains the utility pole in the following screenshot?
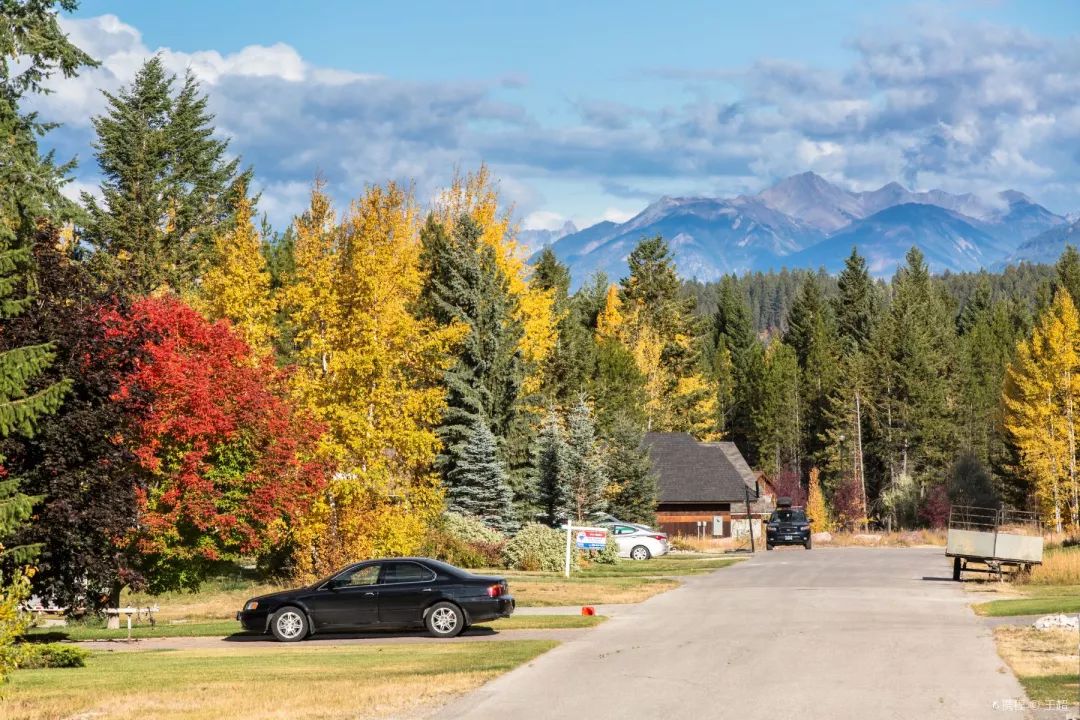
[744,485,755,553]
[856,390,867,532]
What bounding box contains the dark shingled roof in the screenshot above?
[644,432,757,503]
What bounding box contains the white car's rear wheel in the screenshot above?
[630,545,651,561]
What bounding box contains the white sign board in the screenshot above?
[563,525,609,576]
[575,528,608,550]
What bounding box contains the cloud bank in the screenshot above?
[33,11,1080,230]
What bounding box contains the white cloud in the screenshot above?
[31,10,1080,231]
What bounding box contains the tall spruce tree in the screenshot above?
[0,0,92,678]
[872,247,957,494]
[605,415,658,525]
[533,248,595,405]
[564,399,607,522]
[753,341,801,477]
[833,248,877,355]
[84,56,241,295]
[711,275,764,459]
[420,215,526,520]
[534,409,569,524]
[785,275,840,469]
[446,419,516,533]
[0,0,90,562]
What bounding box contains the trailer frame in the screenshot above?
[945,505,1043,581]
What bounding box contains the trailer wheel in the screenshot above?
[952,556,962,581]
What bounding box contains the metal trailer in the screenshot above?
[946,505,1043,581]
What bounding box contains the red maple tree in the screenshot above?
[100,296,326,587]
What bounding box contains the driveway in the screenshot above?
[439,547,1032,720]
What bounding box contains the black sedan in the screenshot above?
[237,557,515,642]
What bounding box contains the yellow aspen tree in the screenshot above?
[285,181,465,578]
[200,179,276,352]
[806,467,831,532]
[433,166,557,392]
[595,284,623,340]
[1004,289,1080,531]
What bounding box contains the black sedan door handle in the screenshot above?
[421,588,433,592]
[364,592,376,597]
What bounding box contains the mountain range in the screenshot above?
[533,172,1079,285]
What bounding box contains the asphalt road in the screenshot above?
[439,547,1031,720]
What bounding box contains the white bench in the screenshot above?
[21,600,68,627]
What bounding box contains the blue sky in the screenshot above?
[34,1,1080,230]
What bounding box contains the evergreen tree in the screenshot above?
[0,0,89,562]
[83,56,241,295]
[534,409,568,524]
[833,248,877,354]
[533,249,594,405]
[786,275,840,469]
[446,419,516,533]
[591,336,648,435]
[564,399,607,522]
[618,236,714,436]
[1054,246,1080,306]
[753,341,801,477]
[605,415,658,525]
[420,215,527,516]
[872,247,957,495]
[712,275,764,457]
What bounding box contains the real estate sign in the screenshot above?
[575,528,608,550]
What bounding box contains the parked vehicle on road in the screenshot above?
[596,520,670,560]
[946,505,1043,580]
[237,557,514,642]
[765,507,812,550]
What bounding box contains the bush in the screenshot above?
[417,512,509,569]
[588,534,619,565]
[17,643,89,669]
[441,512,505,545]
[502,523,577,572]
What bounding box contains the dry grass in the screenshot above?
[4,641,557,720]
[818,529,947,547]
[1022,545,1080,586]
[994,626,1080,704]
[995,626,1079,677]
[507,576,678,606]
[669,536,746,552]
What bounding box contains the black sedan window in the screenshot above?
[332,564,381,588]
[382,562,436,584]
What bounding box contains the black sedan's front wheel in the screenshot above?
[271,606,308,642]
[426,602,465,638]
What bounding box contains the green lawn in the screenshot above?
[25,613,605,642]
[574,556,741,578]
[1019,675,1080,705]
[974,595,1080,617]
[6,640,557,720]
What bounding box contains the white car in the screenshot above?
[602,521,670,560]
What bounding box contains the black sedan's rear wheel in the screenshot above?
[426,601,465,638]
[271,606,308,642]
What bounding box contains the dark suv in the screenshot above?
[766,507,812,550]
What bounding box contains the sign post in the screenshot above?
[563,525,609,577]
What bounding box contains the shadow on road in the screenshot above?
[921,576,958,582]
[222,626,499,643]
